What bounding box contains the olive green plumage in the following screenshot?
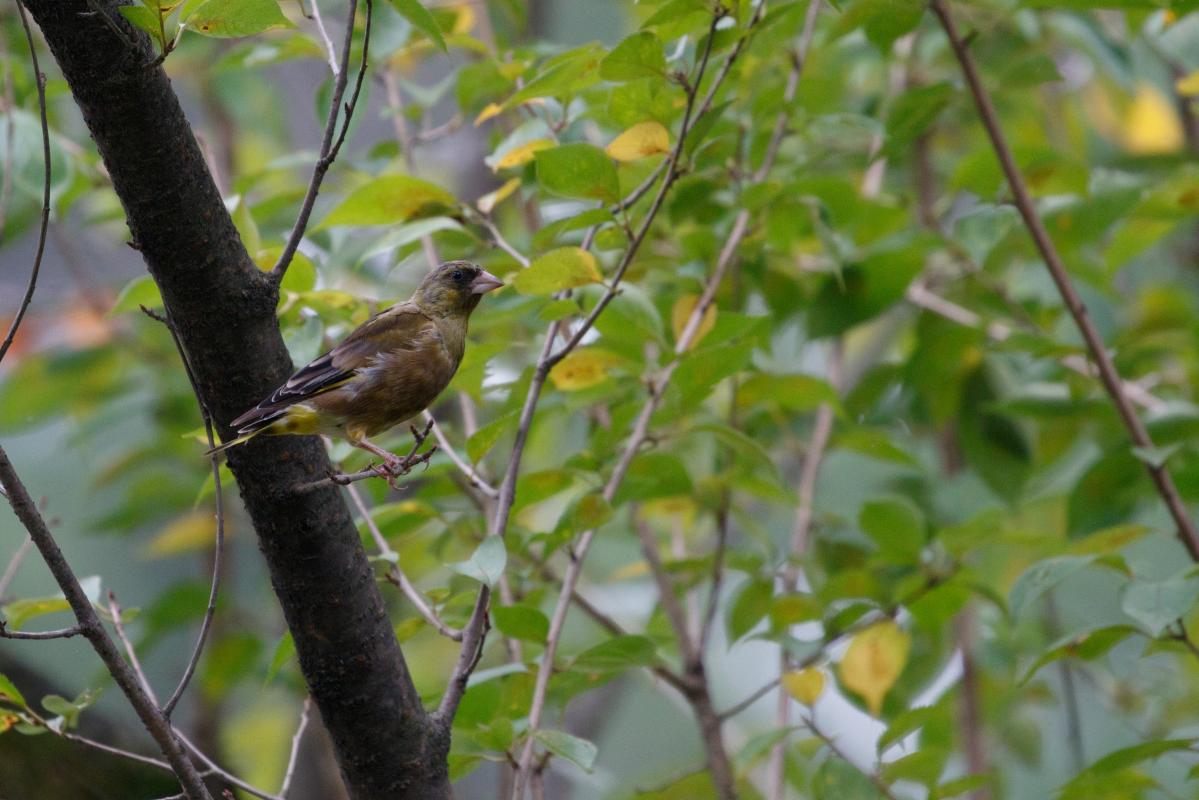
[211,261,502,461]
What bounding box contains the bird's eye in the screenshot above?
[451,269,463,282]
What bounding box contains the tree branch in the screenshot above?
[0,0,50,368]
[139,306,227,719]
[270,0,372,283]
[347,482,463,640]
[278,698,312,798]
[904,282,1165,412]
[424,411,498,498]
[931,0,1199,561]
[0,446,212,800]
[0,621,83,640]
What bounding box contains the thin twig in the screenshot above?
[931,0,1199,560]
[278,698,312,798]
[0,534,33,599]
[0,446,212,800]
[717,676,781,722]
[382,70,442,269]
[904,282,1165,412]
[271,0,372,282]
[61,728,173,770]
[0,27,14,240]
[346,482,463,640]
[423,411,498,498]
[770,344,839,800]
[297,421,436,491]
[309,0,340,76]
[176,730,282,800]
[139,306,226,719]
[0,0,51,368]
[473,210,530,267]
[108,592,160,705]
[0,621,83,640]
[635,516,696,664]
[805,715,899,800]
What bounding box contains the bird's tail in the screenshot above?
[204,429,262,457]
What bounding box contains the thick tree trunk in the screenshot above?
[21,3,450,796]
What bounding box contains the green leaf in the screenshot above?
[0,673,27,708]
[1131,443,1183,469]
[448,537,507,586]
[737,373,841,414]
[599,32,667,81]
[859,496,925,565]
[265,632,296,683]
[493,605,550,643]
[503,44,605,109]
[884,83,952,158]
[807,239,927,337]
[532,208,615,252]
[2,597,68,631]
[611,452,693,505]
[533,729,598,772]
[814,758,889,799]
[570,493,614,531]
[662,341,754,414]
[727,579,773,643]
[535,143,620,203]
[952,205,1020,266]
[119,5,162,42]
[512,247,603,295]
[110,275,163,315]
[933,775,991,800]
[187,0,292,37]
[1071,738,1197,780]
[831,0,924,52]
[574,634,657,672]
[1120,573,1199,637]
[1008,556,1093,620]
[320,175,457,227]
[41,688,100,730]
[466,411,518,463]
[877,704,945,753]
[386,0,447,52]
[1019,625,1142,684]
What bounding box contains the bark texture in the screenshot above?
[21,3,449,796]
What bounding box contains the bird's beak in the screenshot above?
[470,270,505,295]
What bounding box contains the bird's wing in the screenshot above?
[231,303,440,431]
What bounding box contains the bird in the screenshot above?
[209,260,503,477]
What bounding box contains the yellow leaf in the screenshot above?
[838,621,910,716]
[492,138,555,172]
[549,348,619,391]
[670,294,716,350]
[609,560,651,581]
[474,102,503,126]
[451,4,475,34]
[605,121,671,162]
[477,178,521,214]
[146,511,217,558]
[638,496,698,527]
[782,668,826,706]
[1121,83,1183,155]
[1176,70,1199,98]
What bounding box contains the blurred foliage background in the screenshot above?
[4,0,1199,798]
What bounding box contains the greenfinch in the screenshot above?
[211,261,503,468]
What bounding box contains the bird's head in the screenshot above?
[413,261,504,317]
